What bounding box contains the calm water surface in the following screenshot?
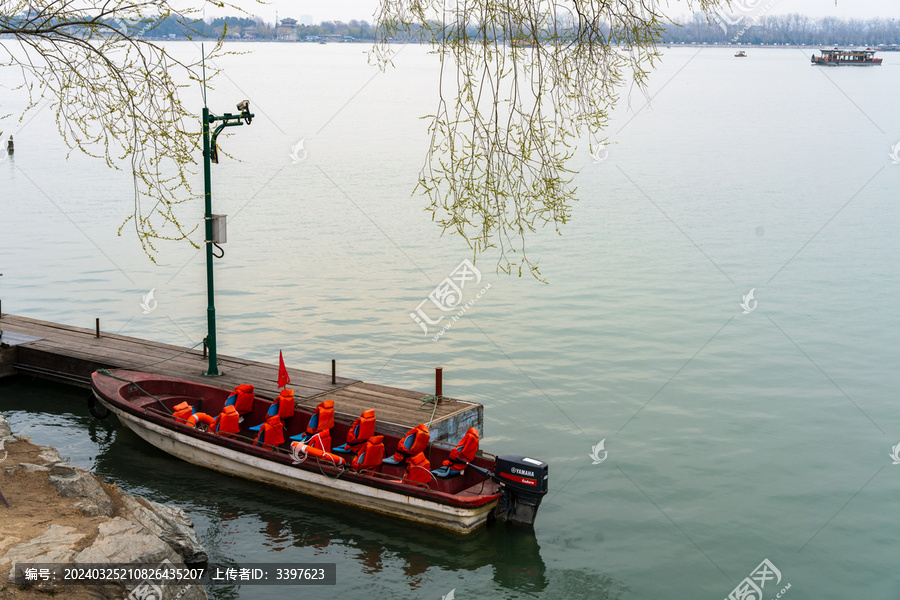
[1,44,899,599]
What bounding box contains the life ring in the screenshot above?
[186,412,216,430]
[290,441,345,468]
[87,393,111,419]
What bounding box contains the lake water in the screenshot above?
[2,43,900,599]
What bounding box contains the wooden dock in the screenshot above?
[0,313,481,444]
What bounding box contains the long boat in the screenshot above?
[811,47,883,66]
[90,370,548,534]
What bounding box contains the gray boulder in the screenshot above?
[36,446,62,464]
[49,466,114,517]
[2,524,85,586]
[121,495,208,564]
[17,462,49,473]
[75,517,180,565]
[0,413,11,438]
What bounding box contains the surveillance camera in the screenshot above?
[236,100,250,113]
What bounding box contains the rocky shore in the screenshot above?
[0,412,208,600]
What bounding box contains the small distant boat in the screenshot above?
[90,370,549,534]
[811,47,882,66]
[734,50,747,57]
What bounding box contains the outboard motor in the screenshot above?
[494,455,549,526]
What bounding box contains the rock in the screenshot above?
[37,446,62,464]
[17,462,49,473]
[49,467,114,518]
[2,524,85,585]
[121,496,208,565]
[75,517,179,565]
[0,413,11,438]
[50,462,78,477]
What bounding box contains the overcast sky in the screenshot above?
[205,0,900,25]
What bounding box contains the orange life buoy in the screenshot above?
[186,412,216,428]
[290,441,345,467]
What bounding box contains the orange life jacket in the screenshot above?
[255,414,284,447]
[442,427,479,471]
[403,452,432,486]
[230,384,255,414]
[173,402,193,423]
[214,405,241,436]
[275,388,295,420]
[352,435,385,472]
[307,429,332,453]
[186,412,216,428]
[305,399,335,435]
[390,424,430,463]
[345,409,376,449]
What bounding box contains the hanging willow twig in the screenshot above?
[0,0,256,261]
[373,0,722,280]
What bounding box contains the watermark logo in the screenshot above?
[890,442,900,465]
[140,288,158,314]
[126,559,192,600]
[716,0,780,42]
[127,580,163,600]
[889,141,900,164]
[111,17,153,38]
[289,139,307,163]
[410,259,491,341]
[591,143,608,164]
[725,558,789,600]
[589,439,608,464]
[442,589,456,600]
[740,288,757,314]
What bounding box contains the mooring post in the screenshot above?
[435,367,443,398]
[331,359,336,385]
[203,337,207,359]
[95,318,100,338]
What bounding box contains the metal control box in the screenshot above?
[210,214,227,243]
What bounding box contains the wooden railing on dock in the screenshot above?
[0,313,482,443]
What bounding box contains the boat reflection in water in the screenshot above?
[97,425,551,594]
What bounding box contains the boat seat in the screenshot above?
[249,401,281,432]
[431,465,463,479]
[224,384,255,415]
[384,424,429,465]
[290,399,334,443]
[333,409,376,454]
[431,427,479,477]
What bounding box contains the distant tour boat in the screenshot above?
[734,50,747,57]
[811,47,882,66]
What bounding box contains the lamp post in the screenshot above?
[202,100,254,376]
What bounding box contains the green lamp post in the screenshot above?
[202,100,254,376]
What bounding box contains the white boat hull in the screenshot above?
[105,401,497,534]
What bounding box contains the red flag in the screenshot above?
[277,350,290,388]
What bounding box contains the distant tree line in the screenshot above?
[4,10,894,46]
[668,14,900,46]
